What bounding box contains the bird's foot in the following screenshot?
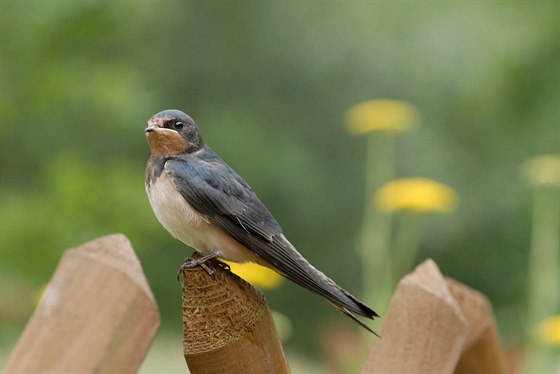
[176,252,220,281]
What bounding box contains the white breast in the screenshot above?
[146,169,262,264]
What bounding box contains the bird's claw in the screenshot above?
[176,253,220,281]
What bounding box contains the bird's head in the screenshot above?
[145,109,204,157]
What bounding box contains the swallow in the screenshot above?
[145,109,378,332]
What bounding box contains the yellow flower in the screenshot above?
[535,315,560,346]
[375,178,459,213]
[345,99,418,134]
[221,260,284,289]
[520,154,560,187]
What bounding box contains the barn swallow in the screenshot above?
[145,109,378,332]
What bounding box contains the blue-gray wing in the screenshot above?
[165,152,282,242]
[165,151,377,320]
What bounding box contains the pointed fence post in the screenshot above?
[5,234,160,374]
[363,259,468,373]
[446,277,507,374]
[181,254,290,374]
[363,259,507,374]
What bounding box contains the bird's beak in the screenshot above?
[145,125,159,133]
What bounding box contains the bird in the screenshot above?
[144,109,378,332]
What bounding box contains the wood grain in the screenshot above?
[446,277,507,374]
[363,259,468,373]
[182,254,290,374]
[4,234,160,374]
[363,260,507,373]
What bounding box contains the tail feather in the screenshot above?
[267,238,379,332]
[279,263,379,322]
[215,219,379,332]
[333,304,381,337]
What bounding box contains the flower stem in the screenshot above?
[528,186,560,325]
[525,186,560,371]
[360,133,396,314]
[392,212,424,282]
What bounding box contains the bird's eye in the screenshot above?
[173,121,184,130]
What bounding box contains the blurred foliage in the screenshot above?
[1,0,558,368]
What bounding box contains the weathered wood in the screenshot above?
[5,234,160,374]
[446,277,507,374]
[182,254,290,374]
[363,259,468,373]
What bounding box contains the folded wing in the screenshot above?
[165,151,377,322]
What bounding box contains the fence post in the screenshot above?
[363,259,507,374]
[446,277,507,374]
[4,234,160,374]
[363,259,468,373]
[181,254,290,374]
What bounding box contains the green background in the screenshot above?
[1,2,558,371]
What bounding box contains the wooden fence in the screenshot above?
[5,234,507,373]
[4,234,160,373]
